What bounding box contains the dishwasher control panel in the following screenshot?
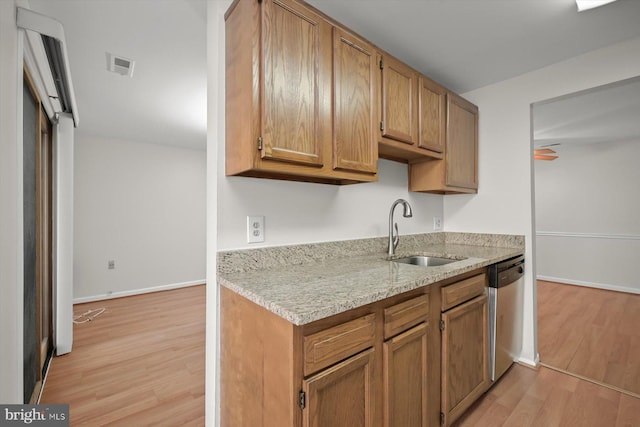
[489,255,524,288]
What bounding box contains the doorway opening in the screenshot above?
[532,75,640,396]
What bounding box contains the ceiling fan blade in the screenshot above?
[534,148,557,155]
[534,154,558,161]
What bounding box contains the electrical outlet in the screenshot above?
[247,215,265,243]
[433,216,443,231]
[108,260,115,270]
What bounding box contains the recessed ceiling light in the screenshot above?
[106,52,135,77]
[576,0,618,12]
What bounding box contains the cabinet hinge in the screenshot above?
[440,412,445,425]
[257,136,263,150]
[379,58,384,70]
[439,319,445,331]
[299,390,306,409]
[379,121,384,131]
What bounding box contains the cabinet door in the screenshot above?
[418,76,446,153]
[303,348,374,427]
[445,93,478,189]
[441,294,489,426]
[381,55,418,145]
[384,323,429,427]
[261,0,328,167]
[333,28,377,174]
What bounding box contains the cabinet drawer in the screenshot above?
[384,294,430,339]
[304,314,376,376]
[441,273,486,311]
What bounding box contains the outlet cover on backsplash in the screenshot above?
[433,216,443,231]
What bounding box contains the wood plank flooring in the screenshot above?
[537,280,640,395]
[40,285,206,426]
[40,281,640,426]
[453,364,640,427]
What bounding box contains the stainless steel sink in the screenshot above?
[392,255,461,267]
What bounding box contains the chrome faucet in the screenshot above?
[388,199,413,257]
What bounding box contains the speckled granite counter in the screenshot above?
[217,232,524,325]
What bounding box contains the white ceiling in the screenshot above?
[306,0,640,93]
[28,0,207,150]
[27,0,640,151]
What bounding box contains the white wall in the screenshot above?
[0,0,24,403]
[206,3,224,424]
[535,140,640,293]
[445,36,640,366]
[54,114,75,355]
[218,158,444,250]
[73,134,206,301]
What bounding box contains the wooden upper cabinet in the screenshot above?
[445,92,478,190]
[225,0,377,184]
[261,0,326,167]
[378,56,445,163]
[418,76,446,154]
[408,92,478,194]
[226,0,477,188]
[380,55,418,145]
[333,28,378,174]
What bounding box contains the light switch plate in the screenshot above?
[247,215,265,243]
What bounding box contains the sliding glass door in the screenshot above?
[23,67,53,403]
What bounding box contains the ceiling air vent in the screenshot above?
[106,52,135,77]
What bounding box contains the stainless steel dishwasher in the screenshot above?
[488,255,524,382]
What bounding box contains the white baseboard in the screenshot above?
[536,275,640,295]
[517,353,540,368]
[73,280,206,304]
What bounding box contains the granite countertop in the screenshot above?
[218,233,524,326]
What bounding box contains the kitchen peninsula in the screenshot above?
[218,232,524,427]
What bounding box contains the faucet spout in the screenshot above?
[388,199,413,257]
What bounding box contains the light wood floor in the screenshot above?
[40,285,206,426]
[454,364,640,427]
[537,280,640,395]
[41,282,640,426]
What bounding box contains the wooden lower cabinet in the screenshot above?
[441,294,489,426]
[303,349,375,427]
[383,323,429,427]
[223,274,494,427]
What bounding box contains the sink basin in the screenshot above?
[392,255,461,267]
